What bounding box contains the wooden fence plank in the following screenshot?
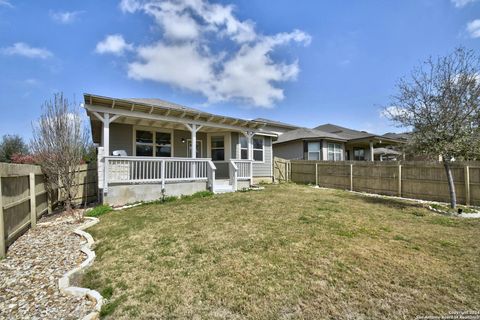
[29,173,36,229]
[276,159,480,206]
[0,177,5,258]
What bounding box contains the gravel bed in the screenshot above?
[0,212,96,320]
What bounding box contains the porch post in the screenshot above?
[369,141,374,162]
[242,131,255,185]
[184,123,202,179]
[103,113,110,158]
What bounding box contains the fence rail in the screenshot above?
[273,157,480,206]
[1,163,97,258]
[105,156,216,191]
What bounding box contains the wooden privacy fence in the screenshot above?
[0,163,98,258]
[273,157,480,206]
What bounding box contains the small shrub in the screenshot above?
[86,205,113,217]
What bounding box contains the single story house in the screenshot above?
[272,123,405,161]
[84,93,277,206]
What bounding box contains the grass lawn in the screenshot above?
[83,184,480,319]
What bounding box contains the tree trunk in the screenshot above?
[443,160,457,209]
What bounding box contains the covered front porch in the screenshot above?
[84,94,276,206]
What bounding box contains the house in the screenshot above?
[83,93,277,206]
[272,123,405,161]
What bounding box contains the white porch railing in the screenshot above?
[229,160,253,190]
[103,156,216,191]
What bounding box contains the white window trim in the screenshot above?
[327,143,343,161]
[307,141,321,161]
[133,125,174,157]
[187,139,203,158]
[252,135,265,163]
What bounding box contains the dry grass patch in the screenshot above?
[83,184,480,319]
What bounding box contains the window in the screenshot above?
[239,135,264,161]
[327,143,342,161]
[307,142,321,160]
[253,136,264,162]
[211,136,225,161]
[353,148,365,161]
[135,130,171,157]
[240,136,248,159]
[136,130,153,156]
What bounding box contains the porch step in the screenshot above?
[213,179,234,193]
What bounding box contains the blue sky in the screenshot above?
[0,0,479,140]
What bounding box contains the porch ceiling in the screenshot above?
[84,93,276,138]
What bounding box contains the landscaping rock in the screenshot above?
[0,213,96,320]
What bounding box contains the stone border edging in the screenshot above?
[58,217,103,320]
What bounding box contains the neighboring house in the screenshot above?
[84,93,277,206]
[272,123,405,161]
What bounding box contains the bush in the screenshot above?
[86,205,113,217]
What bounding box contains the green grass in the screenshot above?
[82,184,480,319]
[86,204,113,218]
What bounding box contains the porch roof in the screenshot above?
[83,93,278,140]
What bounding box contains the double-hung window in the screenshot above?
[253,136,264,162]
[307,142,321,160]
[135,130,172,157]
[239,136,264,161]
[327,143,342,161]
[240,136,248,159]
[211,136,225,161]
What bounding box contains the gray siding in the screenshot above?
[252,136,272,178]
[273,140,304,160]
[110,123,133,156]
[173,129,207,158]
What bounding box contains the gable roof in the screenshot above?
[274,127,346,144]
[314,123,374,140]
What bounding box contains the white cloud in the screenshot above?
[0,0,13,8]
[95,34,133,55]
[451,0,478,7]
[380,106,409,119]
[114,0,311,107]
[50,10,84,24]
[1,42,53,59]
[467,19,480,38]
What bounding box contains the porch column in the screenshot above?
[184,123,203,178]
[92,112,121,196]
[103,113,110,158]
[369,141,374,162]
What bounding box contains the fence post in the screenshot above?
[315,163,318,186]
[465,166,470,206]
[0,177,5,258]
[29,173,37,228]
[350,163,353,191]
[398,164,402,198]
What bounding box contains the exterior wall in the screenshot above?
[105,181,208,206]
[110,123,133,156]
[252,136,273,178]
[173,129,207,158]
[273,140,304,160]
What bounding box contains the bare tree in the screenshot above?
[385,48,480,208]
[31,93,89,215]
